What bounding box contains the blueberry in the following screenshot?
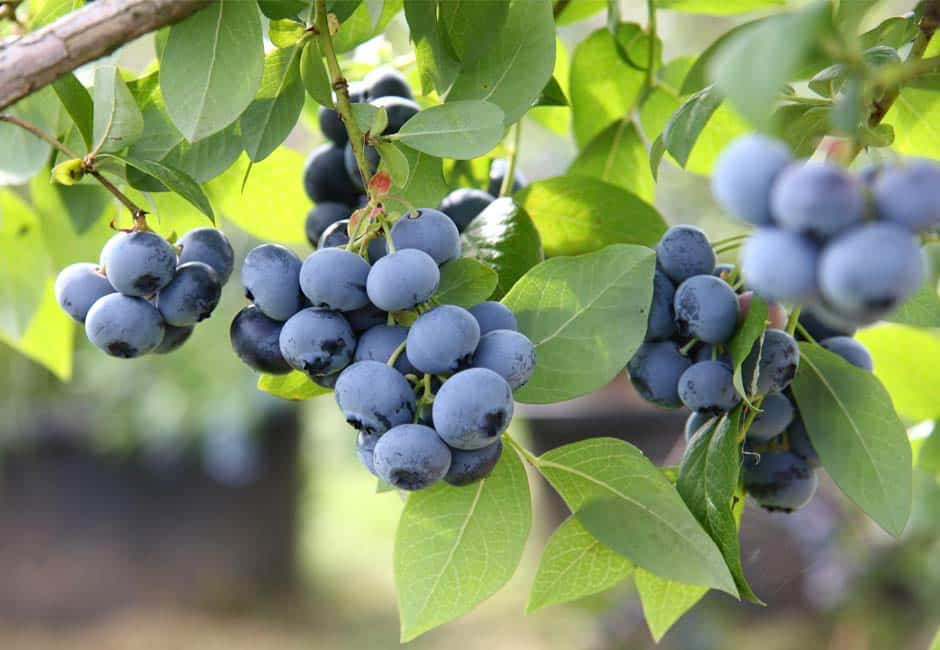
[366,249,440,312]
[371,95,420,134]
[303,143,360,206]
[740,228,819,303]
[692,343,731,365]
[344,302,388,333]
[439,188,495,232]
[677,360,739,413]
[354,325,415,375]
[300,248,371,311]
[747,392,795,442]
[357,431,381,475]
[471,329,536,390]
[626,341,691,408]
[156,262,221,326]
[363,66,413,100]
[684,411,716,442]
[787,414,820,467]
[873,159,940,232]
[818,223,925,323]
[84,294,165,358]
[742,329,800,395]
[406,305,481,374]
[770,161,864,238]
[390,209,462,265]
[743,451,818,512]
[334,360,417,434]
[177,227,235,285]
[318,105,348,145]
[488,158,525,197]
[711,134,793,225]
[469,301,518,335]
[306,202,352,247]
[798,308,856,340]
[673,275,739,344]
[242,243,304,322]
[154,324,194,354]
[229,305,291,374]
[645,269,677,342]
[278,308,356,377]
[55,262,115,323]
[344,141,381,191]
[373,424,451,491]
[102,231,177,296]
[820,336,873,371]
[655,225,716,285]
[445,439,503,486]
[432,368,513,450]
[319,219,351,249]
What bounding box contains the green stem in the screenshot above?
[503,432,540,467]
[387,339,406,368]
[795,322,817,345]
[498,121,522,198]
[778,94,832,106]
[737,396,765,443]
[713,241,744,256]
[710,234,749,248]
[679,338,698,355]
[785,306,801,337]
[643,0,657,94]
[382,221,396,254]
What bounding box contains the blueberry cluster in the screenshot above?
[712,134,940,328]
[230,207,536,491]
[55,228,233,357]
[437,158,526,232]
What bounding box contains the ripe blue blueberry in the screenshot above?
[692,343,731,365]
[438,188,495,232]
[471,329,536,390]
[873,159,940,232]
[770,161,864,238]
[363,66,413,100]
[156,262,221,326]
[279,308,356,377]
[300,248,371,311]
[469,301,517,335]
[798,307,856,340]
[655,225,716,284]
[626,341,691,408]
[820,336,873,371]
[354,325,415,375]
[372,96,420,134]
[241,243,304,321]
[787,414,819,467]
[406,305,481,374]
[154,324,194,354]
[743,451,818,512]
[85,294,165,358]
[677,360,740,413]
[673,275,739,344]
[306,202,351,247]
[684,411,716,442]
[55,262,115,323]
[373,424,451,491]
[742,329,800,395]
[366,249,440,312]
[334,360,416,434]
[432,368,514,450]
[747,392,795,442]
[344,302,388,333]
[319,219,350,249]
[740,228,819,303]
[177,227,235,285]
[390,209,461,265]
[711,134,793,225]
[344,141,381,191]
[318,105,348,145]
[103,231,177,296]
[303,143,360,206]
[357,431,381,475]
[230,305,291,374]
[488,158,525,197]
[645,269,677,342]
[445,440,503,487]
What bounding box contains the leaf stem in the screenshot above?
[643,0,657,94]
[498,121,522,198]
[0,112,80,158]
[710,234,749,248]
[778,94,831,106]
[387,338,407,368]
[785,306,801,337]
[795,321,817,345]
[503,431,540,467]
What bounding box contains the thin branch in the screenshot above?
[499,122,522,198]
[0,112,80,158]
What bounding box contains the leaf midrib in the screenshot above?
[190,2,226,138]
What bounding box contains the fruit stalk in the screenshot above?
[498,122,522,197]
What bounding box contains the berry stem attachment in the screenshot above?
[387,338,407,368]
[503,432,540,467]
[737,396,765,444]
[710,234,749,248]
[499,121,522,198]
[785,305,801,337]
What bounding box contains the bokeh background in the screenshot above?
[1,1,939,648]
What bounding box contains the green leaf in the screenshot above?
[52,72,94,150]
[364,0,384,28]
[438,0,510,64]
[116,156,214,222]
[350,102,379,133]
[91,65,144,154]
[300,38,335,108]
[461,198,543,300]
[0,191,53,340]
[384,146,449,218]
[727,293,767,399]
[375,141,410,186]
[502,244,655,404]
[269,18,306,47]
[570,119,654,203]
[537,438,737,595]
[434,257,498,307]
[660,85,722,167]
[771,104,831,157]
[241,45,306,162]
[392,101,505,160]
[27,0,84,29]
[634,569,707,642]
[258,371,332,400]
[0,279,75,381]
[447,0,556,125]
[657,0,783,14]
[0,87,61,185]
[332,0,401,53]
[395,444,531,642]
[859,15,919,50]
[161,0,264,141]
[887,271,940,328]
[791,343,912,537]
[404,0,460,96]
[527,515,634,613]
[883,73,940,159]
[259,0,309,20]
[529,37,571,136]
[536,76,569,107]
[52,184,111,235]
[681,19,766,95]
[708,2,832,130]
[517,176,666,257]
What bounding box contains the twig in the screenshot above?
[499,122,522,198]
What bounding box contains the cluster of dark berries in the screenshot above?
[55,228,233,357]
[230,206,536,491]
[713,134,939,329]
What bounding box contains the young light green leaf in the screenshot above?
[516,176,666,256]
[0,88,61,186]
[0,280,74,382]
[384,146,449,218]
[258,371,332,401]
[161,0,264,141]
[300,38,335,108]
[395,444,531,642]
[527,515,634,613]
[771,104,831,157]
[537,438,737,595]
[657,0,783,15]
[241,45,306,162]
[0,191,53,340]
[435,257,498,307]
[332,0,400,53]
[376,141,410,187]
[269,18,306,47]
[116,156,214,222]
[635,569,708,642]
[660,85,723,168]
[884,73,940,159]
[502,244,655,404]
[570,119,654,203]
[391,101,505,160]
[791,343,912,537]
[92,65,144,154]
[535,76,569,107]
[461,197,543,300]
[52,72,94,150]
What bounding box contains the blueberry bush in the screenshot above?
[1,0,939,643]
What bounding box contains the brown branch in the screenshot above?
[0,0,212,112]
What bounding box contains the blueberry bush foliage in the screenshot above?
[2,0,940,643]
